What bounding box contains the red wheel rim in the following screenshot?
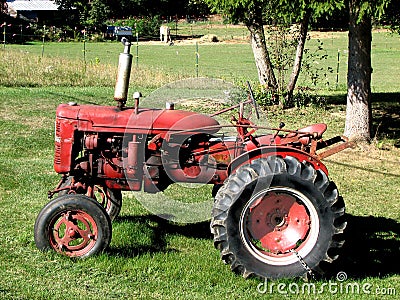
[247,192,310,254]
[240,187,319,265]
[49,210,98,257]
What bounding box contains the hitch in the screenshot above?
[317,136,356,159]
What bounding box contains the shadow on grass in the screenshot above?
[107,215,212,258]
[324,92,400,144]
[371,93,400,144]
[109,214,400,279]
[331,214,400,279]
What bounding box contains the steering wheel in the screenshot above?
[247,81,260,120]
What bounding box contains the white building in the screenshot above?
[7,1,60,21]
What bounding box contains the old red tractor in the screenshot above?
[34,39,353,279]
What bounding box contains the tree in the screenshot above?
[344,0,390,140]
[87,0,112,27]
[382,0,400,34]
[55,0,91,27]
[285,7,312,104]
[206,0,343,106]
[283,1,344,103]
[205,0,278,95]
[55,0,205,28]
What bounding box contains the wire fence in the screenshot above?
[3,21,397,93]
[0,30,349,91]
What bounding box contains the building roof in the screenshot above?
[7,1,59,12]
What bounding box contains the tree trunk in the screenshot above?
[286,9,311,105]
[247,23,278,95]
[344,1,372,140]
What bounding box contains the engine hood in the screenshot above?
[56,103,220,135]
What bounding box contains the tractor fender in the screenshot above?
[228,146,328,176]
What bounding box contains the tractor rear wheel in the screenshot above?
[59,176,122,221]
[34,194,112,258]
[211,156,346,279]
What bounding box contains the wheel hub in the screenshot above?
[50,210,97,257]
[248,192,310,254]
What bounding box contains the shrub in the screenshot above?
[114,16,161,38]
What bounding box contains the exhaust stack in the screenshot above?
[114,38,133,109]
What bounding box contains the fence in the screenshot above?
[0,33,348,91]
[3,24,397,93]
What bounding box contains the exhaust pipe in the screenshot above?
[114,37,132,109]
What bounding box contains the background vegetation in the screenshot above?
[0,24,399,299]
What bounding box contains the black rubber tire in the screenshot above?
[59,176,122,221]
[34,194,112,258]
[211,156,346,279]
[104,188,122,221]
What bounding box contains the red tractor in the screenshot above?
[34,39,353,279]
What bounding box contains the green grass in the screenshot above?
[4,30,399,92]
[0,26,399,299]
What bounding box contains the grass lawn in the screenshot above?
[0,25,399,299]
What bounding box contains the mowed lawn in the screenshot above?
[0,26,399,299]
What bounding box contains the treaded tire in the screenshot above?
[34,194,112,258]
[211,156,346,279]
[59,176,122,221]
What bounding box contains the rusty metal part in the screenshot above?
[85,134,98,149]
[50,210,98,257]
[209,99,253,117]
[48,176,69,199]
[317,136,356,160]
[47,177,86,199]
[114,38,133,109]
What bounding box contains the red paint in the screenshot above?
[52,101,335,196]
[248,192,310,254]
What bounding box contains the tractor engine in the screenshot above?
[53,97,229,195]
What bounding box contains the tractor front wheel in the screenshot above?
[34,194,112,258]
[211,156,346,279]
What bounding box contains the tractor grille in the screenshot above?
[54,120,61,165]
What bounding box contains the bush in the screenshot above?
[292,86,327,108]
[114,16,161,38]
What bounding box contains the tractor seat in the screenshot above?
[285,123,327,145]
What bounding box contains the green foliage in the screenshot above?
[301,39,333,87]
[205,0,345,109]
[262,26,332,108]
[246,81,276,106]
[114,16,161,37]
[87,0,112,27]
[351,0,391,22]
[236,79,327,109]
[265,25,297,94]
[186,0,210,16]
[205,0,261,24]
[205,0,345,25]
[381,0,400,33]
[292,86,327,108]
[308,0,345,18]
